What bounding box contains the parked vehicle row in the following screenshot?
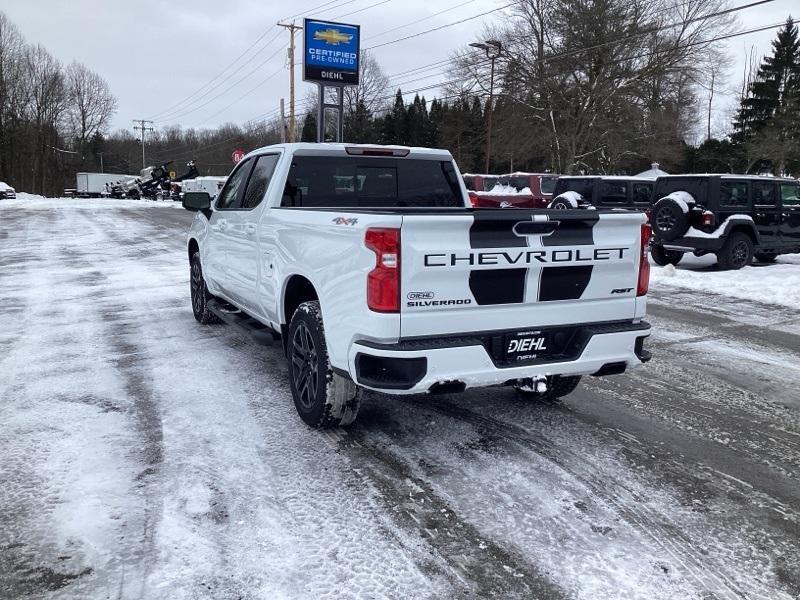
[462,170,800,270]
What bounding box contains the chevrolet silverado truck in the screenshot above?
[183,143,652,429]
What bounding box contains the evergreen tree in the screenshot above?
[381,90,408,145]
[300,113,317,142]
[733,18,800,143]
[344,100,375,143]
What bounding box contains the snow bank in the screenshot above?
[13,192,46,201]
[650,253,800,307]
[0,196,183,210]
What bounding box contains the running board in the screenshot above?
[207,299,279,346]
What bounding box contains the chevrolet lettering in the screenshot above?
[423,248,627,267]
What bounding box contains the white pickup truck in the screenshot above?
[183,143,652,428]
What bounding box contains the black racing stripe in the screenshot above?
[468,212,528,305]
[469,268,527,305]
[542,215,599,247]
[538,266,594,301]
[469,211,528,248]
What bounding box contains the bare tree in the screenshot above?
[343,50,390,114]
[451,0,738,173]
[64,61,117,154]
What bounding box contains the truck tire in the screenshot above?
[288,301,361,429]
[548,194,581,210]
[190,253,222,324]
[651,197,690,241]
[716,232,753,270]
[754,252,778,263]
[650,244,684,266]
[514,375,582,401]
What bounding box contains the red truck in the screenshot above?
[463,172,559,209]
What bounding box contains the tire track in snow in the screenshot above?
[324,428,568,599]
[397,395,763,600]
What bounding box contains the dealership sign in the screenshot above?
[303,19,360,86]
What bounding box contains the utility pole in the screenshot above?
[132,119,154,170]
[278,21,302,143]
[280,98,287,143]
[469,40,502,174]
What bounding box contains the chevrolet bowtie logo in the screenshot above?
[314,28,353,45]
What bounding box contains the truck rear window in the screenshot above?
[281,156,464,208]
[554,178,594,198]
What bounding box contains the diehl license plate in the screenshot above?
[505,331,550,362]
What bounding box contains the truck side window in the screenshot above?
[540,176,557,195]
[216,158,254,210]
[632,182,653,204]
[752,182,777,206]
[719,181,748,208]
[781,184,800,207]
[241,154,279,209]
[600,181,627,204]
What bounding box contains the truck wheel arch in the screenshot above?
[282,274,319,326]
[724,221,759,245]
[188,238,199,262]
[281,275,320,355]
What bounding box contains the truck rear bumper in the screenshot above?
[348,321,651,395]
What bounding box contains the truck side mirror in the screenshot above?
[183,192,211,211]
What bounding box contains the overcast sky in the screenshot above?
[2,0,797,138]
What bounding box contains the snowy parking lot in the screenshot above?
[1,198,799,599]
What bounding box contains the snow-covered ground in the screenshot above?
[1,199,798,599]
[651,253,800,308]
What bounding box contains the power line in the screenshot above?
[365,2,515,50]
[332,0,392,20]
[154,44,287,124]
[152,29,285,123]
[363,0,478,41]
[147,28,282,120]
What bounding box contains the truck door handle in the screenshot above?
[514,221,560,236]
[244,223,256,235]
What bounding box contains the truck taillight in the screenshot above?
[638,223,651,297]
[365,228,400,312]
[701,210,715,228]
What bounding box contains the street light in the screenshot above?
[470,39,502,173]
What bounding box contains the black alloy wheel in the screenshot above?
[190,260,203,316]
[190,254,221,324]
[655,208,677,233]
[291,321,319,412]
[730,238,751,269]
[717,232,753,271]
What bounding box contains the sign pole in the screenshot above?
[316,84,325,143]
[336,86,344,143]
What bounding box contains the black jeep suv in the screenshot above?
[549,176,655,210]
[649,175,800,270]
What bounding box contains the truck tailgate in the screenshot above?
[400,210,646,338]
